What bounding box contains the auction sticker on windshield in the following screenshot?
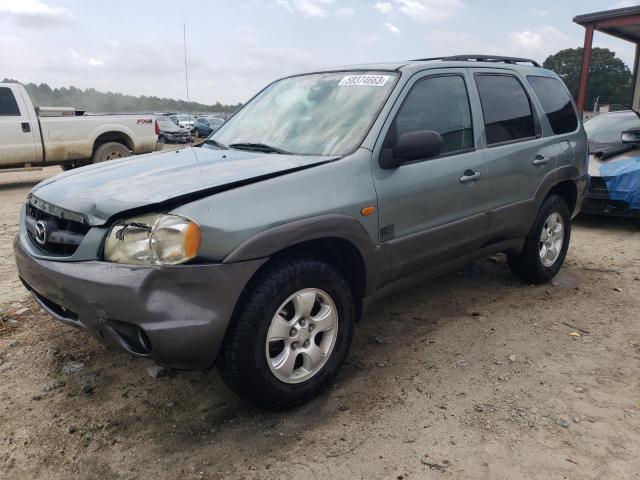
[339,75,390,87]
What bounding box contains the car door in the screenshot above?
[469,69,560,242]
[372,69,488,284]
[0,86,38,166]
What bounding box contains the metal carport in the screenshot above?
[574,5,640,113]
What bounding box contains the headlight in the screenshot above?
[104,213,201,265]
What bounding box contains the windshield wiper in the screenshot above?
[228,142,291,154]
[201,138,228,149]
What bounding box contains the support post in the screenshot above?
[577,24,594,114]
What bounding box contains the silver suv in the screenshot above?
[15,55,588,409]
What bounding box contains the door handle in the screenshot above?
[532,155,549,166]
[21,122,31,133]
[460,170,481,183]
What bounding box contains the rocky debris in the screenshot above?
[15,308,29,315]
[68,425,77,434]
[82,432,93,445]
[613,287,623,292]
[62,361,85,375]
[371,335,391,346]
[508,354,517,362]
[6,318,18,327]
[554,417,570,428]
[146,365,168,379]
[420,455,450,472]
[81,384,95,395]
[575,387,585,393]
[43,379,66,392]
[46,347,59,358]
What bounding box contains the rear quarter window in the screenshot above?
[0,87,20,116]
[527,76,578,135]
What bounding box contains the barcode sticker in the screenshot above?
[339,75,390,87]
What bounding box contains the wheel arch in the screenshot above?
[92,130,134,154]
[224,214,382,318]
[546,180,578,216]
[534,165,580,217]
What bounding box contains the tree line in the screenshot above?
[543,47,632,109]
[1,78,242,114]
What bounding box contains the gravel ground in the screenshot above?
[0,160,639,479]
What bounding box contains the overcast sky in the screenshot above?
[0,0,636,105]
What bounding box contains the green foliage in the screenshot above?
[543,47,633,109]
[1,78,241,114]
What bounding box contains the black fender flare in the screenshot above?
[223,214,381,296]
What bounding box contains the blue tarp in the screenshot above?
[599,156,640,210]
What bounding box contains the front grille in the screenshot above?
[25,203,90,256]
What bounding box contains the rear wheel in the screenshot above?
[92,142,131,164]
[508,194,571,284]
[218,255,355,410]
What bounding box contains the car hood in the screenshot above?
[31,146,337,225]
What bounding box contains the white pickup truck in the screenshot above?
[0,83,159,172]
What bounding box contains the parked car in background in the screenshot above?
[15,56,588,410]
[583,110,640,217]
[0,83,158,171]
[156,115,191,143]
[169,114,195,129]
[193,116,225,137]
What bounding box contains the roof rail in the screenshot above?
[413,55,541,68]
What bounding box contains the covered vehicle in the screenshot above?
[583,110,640,217]
[156,115,190,143]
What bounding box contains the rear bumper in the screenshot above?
[14,237,265,369]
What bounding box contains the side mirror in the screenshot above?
[379,130,444,169]
[621,128,640,145]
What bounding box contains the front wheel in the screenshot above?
[218,255,355,410]
[508,194,571,284]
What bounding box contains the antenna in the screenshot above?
[183,22,192,144]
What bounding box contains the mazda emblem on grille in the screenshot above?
[35,220,48,245]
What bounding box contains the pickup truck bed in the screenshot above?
[0,83,158,170]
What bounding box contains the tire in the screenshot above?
[218,255,355,410]
[194,130,199,138]
[507,194,571,284]
[92,142,131,164]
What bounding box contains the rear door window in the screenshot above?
[475,75,536,146]
[527,76,578,135]
[0,87,20,116]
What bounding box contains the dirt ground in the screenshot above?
[1,162,639,479]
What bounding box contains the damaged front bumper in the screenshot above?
[14,237,265,369]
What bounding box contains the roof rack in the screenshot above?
[413,55,541,68]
